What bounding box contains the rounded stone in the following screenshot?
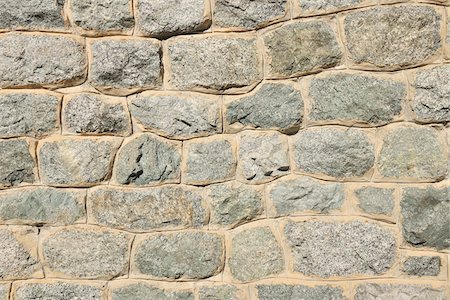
[14,282,103,300]
[0,139,35,187]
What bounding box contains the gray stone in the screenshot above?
[42,227,131,279]
[284,220,396,277]
[308,73,405,125]
[229,227,284,281]
[297,0,371,15]
[402,256,441,276]
[0,187,85,225]
[268,176,344,216]
[114,134,181,185]
[263,20,342,78]
[0,92,60,138]
[167,36,261,92]
[344,6,441,68]
[292,127,375,179]
[112,284,194,300]
[0,33,86,88]
[412,65,450,122]
[0,284,8,300]
[355,187,395,215]
[199,285,245,300]
[14,282,103,300]
[256,284,346,300]
[400,186,449,250]
[130,93,221,139]
[354,284,446,300]
[133,232,224,280]
[0,139,35,187]
[225,82,303,133]
[63,93,131,136]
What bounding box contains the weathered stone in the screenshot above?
[225,82,303,133]
[14,282,103,300]
[292,127,375,179]
[263,20,342,78]
[256,284,346,300]
[412,65,450,122]
[0,139,35,187]
[0,284,8,300]
[130,92,221,139]
[0,92,60,138]
[199,285,246,300]
[229,227,284,281]
[354,284,446,300]
[0,187,85,225]
[167,35,261,93]
[355,187,395,215]
[114,134,181,185]
[111,283,194,300]
[89,38,161,95]
[268,176,344,216]
[0,33,86,88]
[135,0,210,37]
[214,0,288,30]
[308,72,405,125]
[63,93,131,136]
[376,124,447,181]
[402,256,441,276]
[296,0,374,16]
[133,232,224,280]
[400,186,449,250]
[344,6,441,68]
[42,227,131,279]
[446,13,450,59]
[284,220,396,277]
[38,137,121,186]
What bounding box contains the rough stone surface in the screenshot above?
[344,6,442,68]
[111,284,194,300]
[402,256,441,276]
[0,284,8,300]
[297,0,372,15]
[199,285,244,300]
[0,33,86,88]
[256,284,346,300]
[0,139,35,187]
[133,232,224,280]
[354,284,446,300]
[355,187,395,215]
[284,220,396,277]
[263,21,342,78]
[229,227,284,281]
[114,134,181,185]
[14,282,103,300]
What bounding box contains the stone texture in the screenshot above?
[111,283,194,300]
[167,35,261,93]
[354,284,446,300]
[225,82,303,134]
[130,92,221,139]
[199,285,245,300]
[229,227,284,281]
[133,232,224,280]
[114,134,181,185]
[256,284,346,300]
[263,21,342,78]
[0,284,8,300]
[402,256,441,276]
[296,0,373,16]
[268,176,344,216]
[0,33,86,88]
[308,72,405,125]
[13,282,103,300]
[446,13,450,59]
[38,137,121,186]
[0,139,35,187]
[400,186,449,250]
[292,127,375,179]
[355,187,395,215]
[344,6,442,68]
[284,220,396,277]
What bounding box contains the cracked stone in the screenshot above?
[355,284,446,300]
[402,256,441,277]
[0,139,35,188]
[296,0,374,16]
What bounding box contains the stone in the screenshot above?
[135,0,210,37]
[402,256,441,276]
[0,91,60,138]
[344,6,441,68]
[133,232,224,280]
[446,13,450,59]
[229,227,284,281]
[63,93,131,136]
[0,284,8,300]
[214,0,288,30]
[355,187,395,215]
[14,282,103,300]
[225,82,303,133]
[308,72,405,125]
[354,284,446,300]
[42,227,131,279]
[400,186,449,250]
[296,0,374,16]
[89,38,161,95]
[199,285,246,300]
[263,20,342,78]
[0,187,85,225]
[167,35,261,93]
[111,283,194,300]
[376,125,447,181]
[268,176,344,216]
[292,127,375,179]
[412,65,450,122]
[0,33,86,88]
[114,134,181,185]
[130,92,221,139]
[38,137,121,186]
[284,220,396,277]
[0,139,35,187]
[256,284,346,300]
[183,137,236,185]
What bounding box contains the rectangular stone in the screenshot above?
[0,138,36,188]
[12,281,105,300]
[355,283,446,300]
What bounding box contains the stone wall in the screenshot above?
[0,0,449,299]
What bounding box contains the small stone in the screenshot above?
[0,284,8,300]
[111,283,194,300]
[0,139,35,187]
[296,0,374,16]
[402,256,441,276]
[355,187,395,216]
[229,227,284,281]
[130,92,221,139]
[284,220,396,277]
[263,20,342,78]
[114,133,181,185]
[133,232,224,280]
[199,285,246,300]
[14,282,103,300]
[354,284,446,300]
[344,6,441,68]
[256,284,346,300]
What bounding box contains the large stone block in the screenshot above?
[0,139,36,188]
[13,282,104,300]
[354,283,446,300]
[401,256,441,277]
[256,284,346,300]
[111,283,194,300]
